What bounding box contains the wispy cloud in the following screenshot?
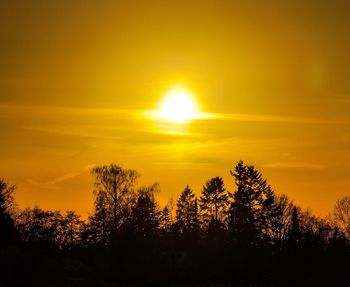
[0,104,144,119]
[336,97,350,104]
[262,162,328,170]
[23,126,128,141]
[209,113,340,124]
[1,103,340,126]
[27,165,96,189]
[145,108,340,125]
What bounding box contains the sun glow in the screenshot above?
[158,88,198,123]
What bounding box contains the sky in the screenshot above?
[1,0,350,217]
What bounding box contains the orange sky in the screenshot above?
[1,0,350,217]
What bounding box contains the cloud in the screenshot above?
[1,103,341,127]
[262,162,328,170]
[336,97,350,104]
[209,113,341,124]
[145,109,339,124]
[27,165,95,189]
[23,125,127,141]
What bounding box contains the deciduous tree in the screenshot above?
[91,164,139,230]
[334,195,350,240]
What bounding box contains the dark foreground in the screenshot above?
[1,162,350,286]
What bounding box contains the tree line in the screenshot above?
[1,161,350,286]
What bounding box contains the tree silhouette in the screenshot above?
[60,210,83,249]
[176,185,200,238]
[16,207,64,248]
[0,179,17,244]
[90,164,139,231]
[200,177,229,226]
[130,184,160,240]
[288,207,302,246]
[269,194,294,247]
[228,161,276,245]
[83,189,113,245]
[1,165,350,286]
[334,196,350,240]
[159,205,173,234]
[160,196,175,233]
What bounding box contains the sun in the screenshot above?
[158,89,197,123]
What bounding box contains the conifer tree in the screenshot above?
[228,161,276,245]
[200,177,229,225]
[0,179,17,244]
[159,205,173,233]
[84,191,112,245]
[176,185,200,237]
[130,188,160,239]
[288,207,302,246]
